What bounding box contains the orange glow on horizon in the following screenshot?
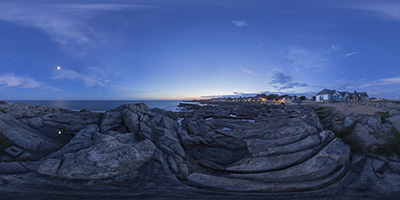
[141,96,208,100]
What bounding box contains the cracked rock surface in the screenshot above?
[0,101,400,199]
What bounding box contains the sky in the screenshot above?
[0,0,399,100]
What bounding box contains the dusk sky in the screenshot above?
[0,0,399,100]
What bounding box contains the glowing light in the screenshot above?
[58,131,62,135]
[57,66,61,70]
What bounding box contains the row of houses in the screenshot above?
[204,89,369,104]
[207,95,303,105]
[315,89,369,102]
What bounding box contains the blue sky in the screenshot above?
[0,0,399,100]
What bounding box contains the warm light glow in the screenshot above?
[58,131,61,134]
[57,66,61,70]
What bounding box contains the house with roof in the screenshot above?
[315,89,342,102]
[315,89,368,102]
[273,95,302,105]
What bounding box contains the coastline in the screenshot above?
[0,101,399,199]
[4,100,183,112]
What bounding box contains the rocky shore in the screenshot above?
[0,101,400,199]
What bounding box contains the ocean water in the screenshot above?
[5,100,183,112]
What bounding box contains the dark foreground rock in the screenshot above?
[316,101,400,161]
[0,102,399,199]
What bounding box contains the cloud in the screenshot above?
[53,67,109,87]
[336,76,400,89]
[0,2,148,55]
[0,73,41,89]
[231,20,248,27]
[330,44,340,52]
[240,67,257,76]
[223,92,260,98]
[269,72,308,90]
[351,2,400,21]
[6,53,20,63]
[344,52,359,58]
[360,76,400,88]
[334,76,400,99]
[376,76,400,85]
[282,46,330,71]
[201,91,265,98]
[335,78,367,90]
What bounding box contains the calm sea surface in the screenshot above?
[5,100,183,112]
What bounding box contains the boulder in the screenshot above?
[389,109,400,117]
[100,111,124,132]
[25,117,44,128]
[45,125,98,159]
[37,159,61,176]
[344,116,355,128]
[352,123,379,147]
[0,113,64,153]
[371,159,386,174]
[388,115,400,132]
[388,162,400,174]
[38,130,157,179]
[367,115,382,130]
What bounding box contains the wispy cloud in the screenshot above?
[330,44,340,52]
[351,2,400,21]
[335,78,366,90]
[0,73,41,89]
[360,76,400,88]
[269,72,308,90]
[240,67,257,76]
[333,76,400,99]
[0,2,148,55]
[344,52,359,58]
[232,20,248,27]
[375,76,400,85]
[202,92,260,98]
[6,53,20,63]
[53,67,110,87]
[282,46,330,71]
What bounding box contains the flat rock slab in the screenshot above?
[229,138,350,182]
[37,129,157,179]
[0,162,29,174]
[187,165,347,192]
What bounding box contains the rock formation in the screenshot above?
[317,101,400,161]
[179,104,350,192]
[0,101,399,198]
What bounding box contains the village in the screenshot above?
[202,89,379,105]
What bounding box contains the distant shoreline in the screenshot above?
[3,100,183,112]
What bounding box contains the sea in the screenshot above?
[4,100,186,112]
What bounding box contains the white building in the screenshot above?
[315,89,368,102]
